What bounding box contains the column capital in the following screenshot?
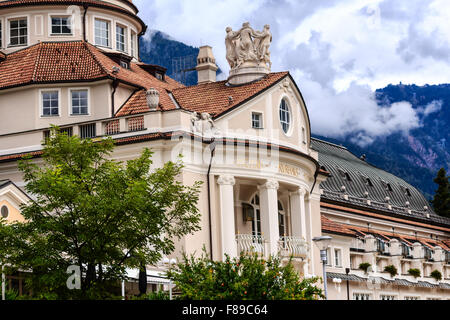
[217,174,236,186]
[258,179,279,190]
[290,187,307,197]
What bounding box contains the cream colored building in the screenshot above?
[0,0,449,300]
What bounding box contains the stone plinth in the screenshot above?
[227,66,270,85]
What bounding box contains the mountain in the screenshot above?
[138,33,448,200]
[139,30,222,86]
[315,83,450,200]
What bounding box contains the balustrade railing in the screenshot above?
[278,236,309,258]
[236,234,266,257]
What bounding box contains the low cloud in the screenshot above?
[134,0,450,146]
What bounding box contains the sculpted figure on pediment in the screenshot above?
[225,22,272,70]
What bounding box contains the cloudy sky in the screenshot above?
[134,0,450,145]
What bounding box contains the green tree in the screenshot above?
[431,168,450,217]
[166,250,324,300]
[0,127,202,299]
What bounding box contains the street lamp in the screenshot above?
[312,236,332,300]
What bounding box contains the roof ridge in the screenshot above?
[311,137,348,150]
[31,42,44,82]
[83,41,112,78]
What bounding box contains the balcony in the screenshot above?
[278,236,309,259]
[350,238,365,253]
[236,235,308,260]
[236,234,267,257]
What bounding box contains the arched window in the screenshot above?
[1,205,9,219]
[279,99,291,134]
[278,201,286,237]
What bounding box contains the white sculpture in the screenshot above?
[191,112,218,136]
[225,22,272,70]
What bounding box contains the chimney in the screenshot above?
[196,46,218,84]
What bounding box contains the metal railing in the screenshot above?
[236,234,266,257]
[278,236,309,258]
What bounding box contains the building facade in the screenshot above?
[0,0,449,299]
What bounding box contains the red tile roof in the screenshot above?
[171,72,289,118]
[0,41,185,113]
[321,216,356,236]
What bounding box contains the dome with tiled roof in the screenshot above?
[0,0,146,58]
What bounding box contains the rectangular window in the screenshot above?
[42,91,59,116]
[116,25,126,52]
[252,112,263,129]
[353,293,371,300]
[404,296,419,300]
[71,89,88,115]
[51,17,72,35]
[9,18,27,46]
[79,123,96,139]
[334,249,342,267]
[380,295,396,300]
[95,19,109,47]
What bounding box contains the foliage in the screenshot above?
[129,291,170,300]
[431,168,450,217]
[430,270,442,281]
[0,127,202,299]
[408,268,421,278]
[383,265,398,277]
[166,250,324,300]
[359,263,371,273]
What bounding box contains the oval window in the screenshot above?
[279,99,291,134]
[1,205,9,219]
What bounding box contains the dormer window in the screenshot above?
[338,169,351,181]
[120,61,129,69]
[51,17,72,35]
[381,180,393,192]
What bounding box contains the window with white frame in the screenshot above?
[9,18,27,46]
[51,17,72,35]
[116,24,127,52]
[380,294,396,300]
[95,19,110,47]
[334,249,342,267]
[71,89,88,115]
[131,31,137,58]
[41,91,59,116]
[353,293,371,300]
[279,98,291,134]
[252,112,263,129]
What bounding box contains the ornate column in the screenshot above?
[217,175,237,259]
[258,179,280,256]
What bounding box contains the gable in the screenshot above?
[214,75,312,153]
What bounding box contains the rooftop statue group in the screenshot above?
[225,22,272,70]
